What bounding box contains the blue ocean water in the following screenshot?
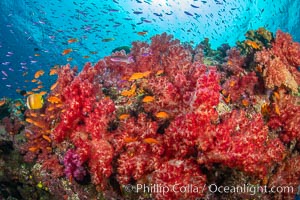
[0,0,299,98]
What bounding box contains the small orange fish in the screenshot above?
[119,114,130,120]
[42,135,51,143]
[245,40,260,49]
[155,111,169,119]
[39,91,47,96]
[25,118,34,124]
[34,53,41,57]
[142,96,154,103]
[50,82,58,90]
[156,70,164,76]
[37,85,44,89]
[47,96,61,104]
[273,91,280,101]
[30,112,38,117]
[137,31,148,36]
[121,84,136,97]
[261,103,270,116]
[224,94,231,104]
[49,68,58,75]
[143,137,160,144]
[14,101,22,107]
[241,99,249,107]
[0,99,6,107]
[129,71,151,81]
[124,137,137,143]
[68,38,78,43]
[31,79,38,83]
[32,88,40,92]
[274,103,280,115]
[28,146,39,152]
[62,48,73,55]
[90,51,98,54]
[82,55,90,59]
[67,57,73,61]
[34,70,45,79]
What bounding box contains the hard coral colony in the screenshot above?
[12,29,300,199]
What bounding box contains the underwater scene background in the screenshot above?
[0,0,300,200]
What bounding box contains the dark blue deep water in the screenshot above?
[0,0,299,98]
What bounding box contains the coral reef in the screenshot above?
[1,29,300,200]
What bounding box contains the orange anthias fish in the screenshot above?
[62,48,73,55]
[129,71,151,81]
[68,38,78,43]
[137,31,148,36]
[119,114,130,120]
[124,137,137,143]
[47,96,61,104]
[121,84,137,97]
[50,81,58,90]
[245,40,260,49]
[49,68,58,75]
[0,98,6,107]
[143,137,160,144]
[142,96,154,103]
[155,111,169,119]
[42,135,51,143]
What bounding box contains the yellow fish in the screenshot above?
[142,96,154,103]
[155,111,169,119]
[129,71,151,81]
[26,93,44,110]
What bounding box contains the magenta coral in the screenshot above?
[63,149,87,182]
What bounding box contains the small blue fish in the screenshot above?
[184,11,193,16]
[191,4,199,8]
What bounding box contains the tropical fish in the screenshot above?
[102,38,115,42]
[39,91,47,96]
[42,135,51,143]
[128,71,151,81]
[156,70,164,76]
[137,31,148,36]
[34,70,45,79]
[143,137,160,144]
[49,68,58,75]
[124,137,137,143]
[62,48,73,55]
[68,38,78,43]
[26,94,44,110]
[47,96,61,104]
[121,84,136,97]
[110,55,134,64]
[119,114,130,120]
[50,82,58,90]
[155,111,169,119]
[245,40,260,49]
[142,96,154,103]
[0,98,6,107]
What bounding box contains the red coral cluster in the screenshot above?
[255,30,300,92]
[20,30,300,199]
